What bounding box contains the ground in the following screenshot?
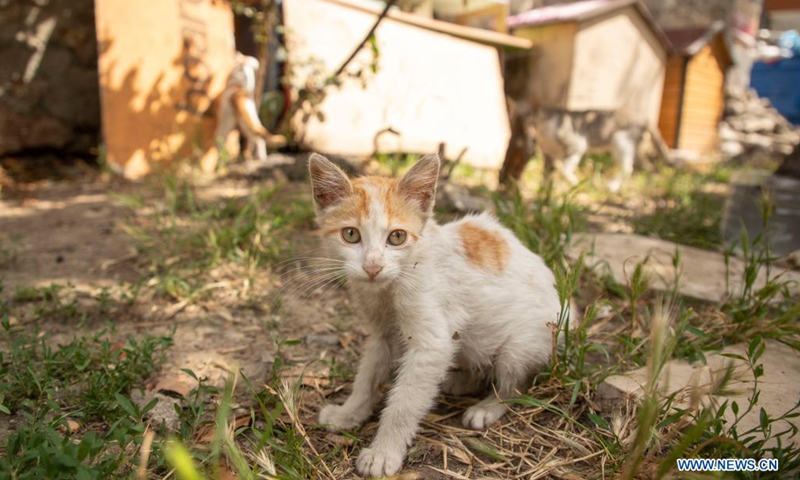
[0,154,798,479]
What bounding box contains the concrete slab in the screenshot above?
[598,340,800,448]
[723,171,800,257]
[568,232,800,303]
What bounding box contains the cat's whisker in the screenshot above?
[277,270,346,301]
[271,257,346,274]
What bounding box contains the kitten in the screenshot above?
[309,153,561,477]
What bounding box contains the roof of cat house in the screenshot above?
[508,0,672,51]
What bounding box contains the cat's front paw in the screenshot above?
[356,446,404,477]
[463,402,508,430]
[318,404,368,431]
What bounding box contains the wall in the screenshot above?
[512,22,577,108]
[284,0,512,170]
[95,0,235,178]
[0,0,100,157]
[571,6,666,125]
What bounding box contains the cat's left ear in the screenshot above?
[399,154,440,216]
[308,153,352,213]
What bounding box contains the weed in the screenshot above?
[495,180,585,269]
[0,321,172,479]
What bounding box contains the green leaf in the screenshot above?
[587,413,610,430]
[114,393,138,418]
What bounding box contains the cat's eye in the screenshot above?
[341,227,361,244]
[387,229,407,246]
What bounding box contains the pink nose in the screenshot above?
[363,265,383,279]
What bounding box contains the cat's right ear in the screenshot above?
[308,153,352,212]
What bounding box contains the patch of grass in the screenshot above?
[630,166,730,249]
[495,180,586,269]
[0,317,172,478]
[122,177,314,303]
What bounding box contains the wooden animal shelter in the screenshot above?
[507,0,670,126]
[658,22,732,155]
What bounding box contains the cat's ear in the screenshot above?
[308,153,352,212]
[399,154,440,216]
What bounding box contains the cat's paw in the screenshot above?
[463,402,508,430]
[607,178,623,193]
[318,404,367,431]
[356,446,404,477]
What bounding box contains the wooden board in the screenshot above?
[95,0,235,178]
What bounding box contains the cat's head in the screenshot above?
[308,153,440,286]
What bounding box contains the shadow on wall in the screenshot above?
[93,0,235,179]
[96,33,218,178]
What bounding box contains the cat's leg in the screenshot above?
[462,348,528,430]
[442,353,487,396]
[608,132,636,192]
[558,138,587,186]
[441,368,487,396]
[356,332,454,477]
[318,333,393,430]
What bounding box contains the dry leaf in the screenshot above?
[154,373,196,397]
[59,419,80,434]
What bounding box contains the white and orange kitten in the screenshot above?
[309,153,561,477]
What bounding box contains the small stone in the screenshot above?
[304,333,341,347]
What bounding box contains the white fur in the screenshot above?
[312,155,561,477]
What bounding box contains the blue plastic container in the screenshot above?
[750,57,800,125]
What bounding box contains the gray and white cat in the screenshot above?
[309,153,561,477]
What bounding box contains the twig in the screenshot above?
[333,0,398,78]
[135,429,156,480]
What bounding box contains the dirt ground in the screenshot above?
[0,159,471,478]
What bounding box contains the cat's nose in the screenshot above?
[363,264,383,279]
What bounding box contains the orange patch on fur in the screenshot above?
[318,175,425,236]
[458,223,510,273]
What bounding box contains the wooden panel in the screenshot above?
[570,6,666,125]
[658,56,685,148]
[513,22,577,108]
[765,0,800,11]
[284,0,511,169]
[678,43,726,153]
[95,0,235,178]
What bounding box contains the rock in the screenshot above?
[131,390,182,432]
[728,115,777,134]
[568,233,800,303]
[304,333,341,347]
[598,340,800,448]
[0,0,100,156]
[721,86,800,163]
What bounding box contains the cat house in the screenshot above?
[507,0,671,127]
[659,22,732,155]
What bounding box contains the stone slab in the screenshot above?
[568,233,800,303]
[598,340,800,448]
